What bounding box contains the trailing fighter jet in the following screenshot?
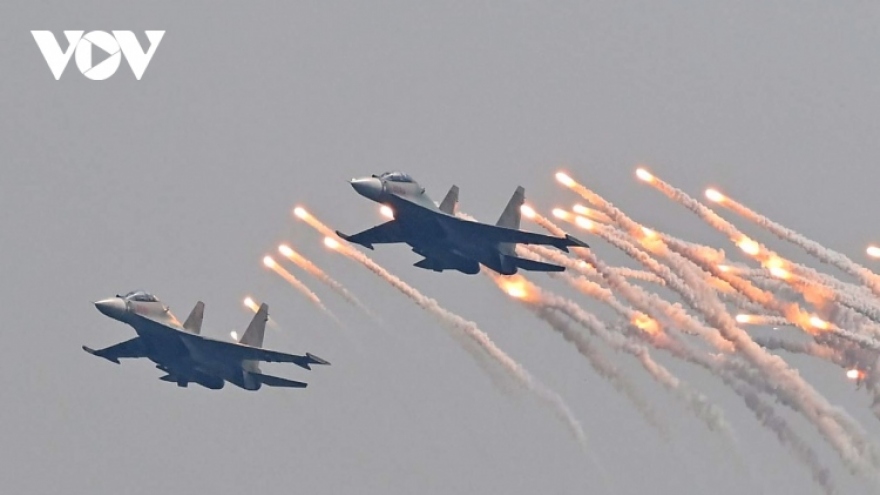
[337,171,589,275]
[83,290,329,390]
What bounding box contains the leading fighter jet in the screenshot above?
[83,290,329,390]
[337,171,589,275]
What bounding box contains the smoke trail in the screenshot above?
[492,271,734,437]
[487,253,668,435]
[278,244,381,323]
[533,305,669,437]
[731,375,836,493]
[666,233,880,352]
[753,336,843,363]
[733,314,791,327]
[707,188,880,297]
[535,240,835,488]
[630,171,880,352]
[547,295,734,436]
[522,216,733,352]
[313,237,590,449]
[263,255,342,325]
[557,171,880,476]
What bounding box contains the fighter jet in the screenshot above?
[337,171,589,275]
[83,290,329,390]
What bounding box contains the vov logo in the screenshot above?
[31,30,165,80]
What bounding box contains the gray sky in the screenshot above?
[2,2,880,493]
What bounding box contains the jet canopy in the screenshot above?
[120,290,159,302]
[377,171,416,183]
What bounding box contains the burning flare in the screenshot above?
[705,189,726,203]
[555,172,575,187]
[635,168,654,183]
[552,208,571,220]
[243,296,259,312]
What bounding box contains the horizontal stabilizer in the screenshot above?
[292,352,331,370]
[306,352,330,366]
[254,373,308,388]
[507,256,566,272]
[550,234,590,253]
[564,234,589,249]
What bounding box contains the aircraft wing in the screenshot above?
[443,215,589,252]
[386,194,588,251]
[83,337,147,364]
[183,335,330,370]
[337,220,405,249]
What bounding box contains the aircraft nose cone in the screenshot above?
[350,177,383,200]
[94,298,127,321]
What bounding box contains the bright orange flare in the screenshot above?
[705,189,725,203]
[868,245,880,258]
[769,266,791,280]
[552,208,571,220]
[243,297,258,312]
[640,227,656,239]
[632,314,659,335]
[520,204,536,219]
[555,172,575,187]
[737,237,761,256]
[494,275,535,301]
[574,216,594,230]
[293,206,339,238]
[765,257,783,269]
[380,205,395,219]
[572,204,612,223]
[264,257,323,306]
[717,264,731,273]
[324,237,340,250]
[735,314,752,324]
[809,316,830,330]
[847,369,864,381]
[572,204,589,216]
[278,244,294,257]
[635,168,654,183]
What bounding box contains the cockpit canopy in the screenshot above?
[120,290,158,303]
[377,171,416,183]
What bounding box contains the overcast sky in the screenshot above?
[3,2,880,494]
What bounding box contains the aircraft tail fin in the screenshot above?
[496,186,525,229]
[253,372,308,389]
[439,185,459,214]
[240,303,268,348]
[182,301,205,334]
